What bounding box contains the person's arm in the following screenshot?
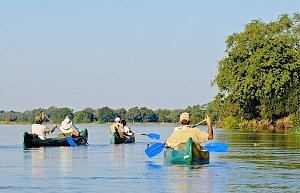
[50,124,57,133]
[44,124,57,134]
[205,116,213,140]
[70,122,80,136]
[119,125,132,137]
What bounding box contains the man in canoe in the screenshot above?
[166,112,213,150]
[110,117,124,137]
[59,116,79,137]
[32,115,58,140]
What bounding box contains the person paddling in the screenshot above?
[121,119,134,136]
[59,116,79,137]
[166,112,213,150]
[31,115,57,140]
[110,117,125,138]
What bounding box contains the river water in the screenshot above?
[0,124,299,193]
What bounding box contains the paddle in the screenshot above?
[42,113,77,147]
[204,142,228,152]
[145,143,165,158]
[192,119,206,127]
[136,133,160,140]
[145,142,228,158]
[72,122,89,145]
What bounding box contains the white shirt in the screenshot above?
[124,125,131,133]
[59,119,74,134]
[32,124,52,140]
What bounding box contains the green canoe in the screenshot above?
[23,129,88,148]
[110,132,135,144]
[164,138,210,165]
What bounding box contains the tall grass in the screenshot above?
[218,116,293,133]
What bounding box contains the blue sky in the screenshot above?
[0,1,299,112]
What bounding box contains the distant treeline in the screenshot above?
[0,104,215,124]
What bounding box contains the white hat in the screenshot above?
[115,117,120,122]
[63,116,71,124]
[60,116,72,131]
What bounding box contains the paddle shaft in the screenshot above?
[42,114,57,133]
[136,132,160,140]
[192,119,206,127]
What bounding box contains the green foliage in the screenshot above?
[73,110,94,123]
[0,105,217,125]
[96,107,115,123]
[44,107,73,123]
[219,116,240,130]
[114,108,127,120]
[0,111,19,122]
[214,13,300,121]
[186,105,207,124]
[290,107,300,134]
[155,109,172,122]
[167,109,183,123]
[126,107,157,123]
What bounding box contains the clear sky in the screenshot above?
[0,0,299,112]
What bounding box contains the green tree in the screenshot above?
[44,107,73,123]
[139,107,158,122]
[16,110,31,123]
[114,108,127,120]
[73,110,94,123]
[169,109,184,123]
[214,13,300,120]
[155,109,172,123]
[127,107,140,122]
[96,106,115,123]
[0,111,19,122]
[186,105,207,124]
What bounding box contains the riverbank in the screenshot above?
[216,116,300,134]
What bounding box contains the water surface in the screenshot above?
[0,124,299,193]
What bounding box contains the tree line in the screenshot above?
[0,105,214,125]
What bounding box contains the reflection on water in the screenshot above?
[110,144,126,169]
[164,165,214,193]
[146,161,163,169]
[29,147,47,175]
[25,146,89,177]
[58,147,76,176]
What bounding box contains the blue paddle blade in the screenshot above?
[145,143,165,158]
[204,142,228,152]
[147,133,160,140]
[66,137,77,147]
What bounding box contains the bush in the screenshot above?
[290,108,300,134]
[218,116,240,130]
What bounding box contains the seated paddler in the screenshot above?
[110,117,132,139]
[166,112,213,150]
[59,116,79,137]
[32,115,57,140]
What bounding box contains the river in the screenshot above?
[0,124,299,193]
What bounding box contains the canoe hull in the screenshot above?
[110,132,135,144]
[164,138,209,165]
[23,129,88,148]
